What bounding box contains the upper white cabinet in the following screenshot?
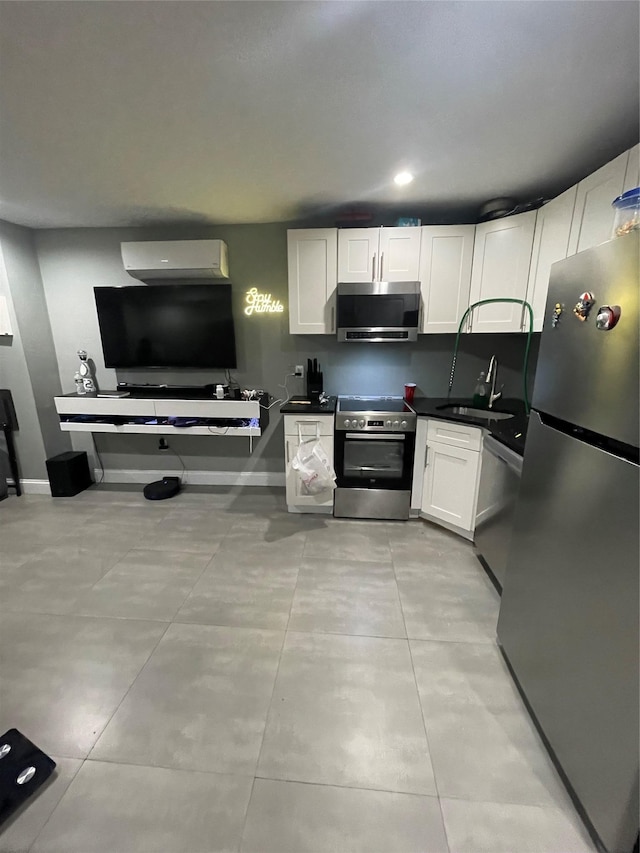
[525,185,577,332]
[567,150,628,255]
[338,227,421,282]
[623,143,639,193]
[287,229,337,335]
[337,229,378,282]
[418,225,475,334]
[468,211,537,333]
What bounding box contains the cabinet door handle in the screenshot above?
[520,302,527,331]
[330,306,335,333]
[286,442,290,465]
[425,446,430,467]
[379,252,384,280]
[372,253,377,282]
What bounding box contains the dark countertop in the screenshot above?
[411,396,529,456]
[280,395,337,415]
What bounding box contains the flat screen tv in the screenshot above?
[94,284,237,369]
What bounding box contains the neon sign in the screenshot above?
[244,287,284,316]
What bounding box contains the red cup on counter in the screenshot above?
[404,383,416,403]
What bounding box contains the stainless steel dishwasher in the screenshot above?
[474,435,523,591]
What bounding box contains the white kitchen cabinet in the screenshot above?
[287,229,337,334]
[378,227,422,281]
[420,440,481,538]
[337,229,378,282]
[284,414,334,513]
[418,225,475,333]
[338,227,421,283]
[623,143,639,193]
[567,150,628,255]
[418,419,484,539]
[525,185,577,332]
[468,211,537,333]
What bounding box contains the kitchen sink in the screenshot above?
[436,404,515,420]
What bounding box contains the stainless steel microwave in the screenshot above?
[336,281,420,342]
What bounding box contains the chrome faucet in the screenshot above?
[486,355,503,409]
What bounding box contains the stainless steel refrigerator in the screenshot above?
[497,233,639,853]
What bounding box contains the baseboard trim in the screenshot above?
[93,468,286,488]
[7,478,52,495]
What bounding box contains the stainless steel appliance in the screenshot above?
[475,435,523,591]
[336,281,420,342]
[497,234,639,853]
[334,396,416,520]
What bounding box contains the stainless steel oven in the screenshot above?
[334,397,416,520]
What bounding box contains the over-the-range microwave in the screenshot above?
[336,281,420,342]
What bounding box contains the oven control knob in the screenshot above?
[400,420,408,429]
[344,419,350,428]
[393,420,400,428]
[386,419,392,428]
[358,419,365,428]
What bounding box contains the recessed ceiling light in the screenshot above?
[394,171,414,186]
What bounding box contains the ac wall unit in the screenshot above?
[121,240,229,282]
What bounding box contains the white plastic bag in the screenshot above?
[291,433,337,495]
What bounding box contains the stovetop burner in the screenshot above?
[337,396,412,414]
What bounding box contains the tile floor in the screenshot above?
[0,487,596,853]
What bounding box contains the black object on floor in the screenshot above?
[46,450,93,497]
[0,729,56,825]
[143,476,181,500]
[0,390,21,497]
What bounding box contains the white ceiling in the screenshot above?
[0,0,638,229]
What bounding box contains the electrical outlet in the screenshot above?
[294,364,304,378]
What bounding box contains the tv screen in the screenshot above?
[94,285,237,369]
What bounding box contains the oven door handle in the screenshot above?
[345,432,406,440]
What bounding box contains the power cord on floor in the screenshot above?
[166,445,187,484]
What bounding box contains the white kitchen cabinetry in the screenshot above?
[419,225,475,333]
[419,420,483,540]
[287,229,337,334]
[525,186,577,332]
[284,414,334,513]
[468,211,537,333]
[567,150,628,256]
[338,227,421,283]
[623,144,639,193]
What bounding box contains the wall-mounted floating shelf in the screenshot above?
[53,394,268,441]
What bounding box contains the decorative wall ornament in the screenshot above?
[244,287,284,317]
[76,350,97,394]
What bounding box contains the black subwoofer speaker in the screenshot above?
[46,450,93,497]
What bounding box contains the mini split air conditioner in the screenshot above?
[121,240,229,282]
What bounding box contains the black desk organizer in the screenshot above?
[0,729,56,825]
[306,360,324,402]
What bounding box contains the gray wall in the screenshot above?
[0,230,50,480]
[0,221,71,468]
[34,222,539,477]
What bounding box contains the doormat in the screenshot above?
[0,729,56,825]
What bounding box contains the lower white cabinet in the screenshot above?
[419,420,483,539]
[284,414,334,513]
